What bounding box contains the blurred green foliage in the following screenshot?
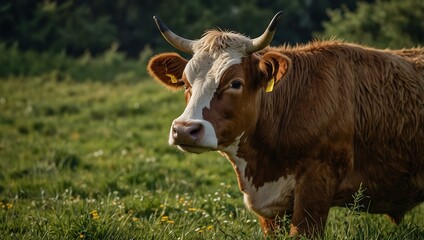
[0,1,117,56]
[318,0,424,49]
[0,0,422,80]
[1,0,362,57]
[0,42,152,81]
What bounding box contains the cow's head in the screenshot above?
[148,12,289,153]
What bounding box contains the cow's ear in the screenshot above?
[147,52,188,90]
[258,52,290,92]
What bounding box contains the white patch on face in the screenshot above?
[169,50,244,150]
[223,136,296,218]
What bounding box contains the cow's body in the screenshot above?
[148,13,424,237]
[224,43,424,232]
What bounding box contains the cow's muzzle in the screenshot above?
[172,121,204,145]
[169,120,217,153]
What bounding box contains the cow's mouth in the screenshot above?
[177,144,214,154]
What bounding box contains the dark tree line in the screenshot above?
[0,0,422,58]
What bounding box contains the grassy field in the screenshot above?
[0,76,423,239]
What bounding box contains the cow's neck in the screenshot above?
[219,107,297,218]
[221,78,298,190]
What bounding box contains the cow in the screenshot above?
[147,12,424,238]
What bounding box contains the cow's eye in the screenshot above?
[229,80,242,90]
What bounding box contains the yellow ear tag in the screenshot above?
[166,73,178,84]
[266,78,275,93]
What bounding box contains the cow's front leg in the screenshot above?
[291,161,338,238]
[259,216,279,236]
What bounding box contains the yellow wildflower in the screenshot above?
[1,203,13,209]
[207,225,213,231]
[188,208,197,212]
[89,210,100,220]
[160,216,175,224]
[79,233,85,239]
[132,217,139,222]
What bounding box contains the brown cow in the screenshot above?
[147,12,424,237]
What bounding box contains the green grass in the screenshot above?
[0,76,423,239]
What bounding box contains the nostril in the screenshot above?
[172,125,178,137]
[189,124,202,137]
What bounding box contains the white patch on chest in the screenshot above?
[222,136,296,218]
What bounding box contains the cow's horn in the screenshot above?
[153,15,194,54]
[246,11,283,54]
